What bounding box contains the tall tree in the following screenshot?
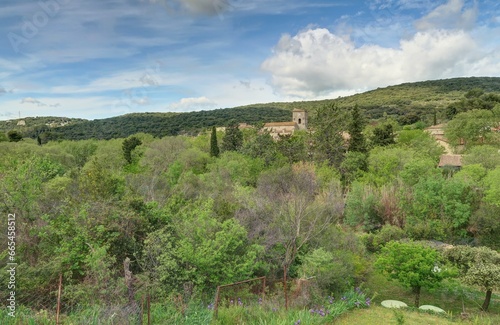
[348,104,366,153]
[222,121,243,152]
[122,136,142,164]
[313,103,348,168]
[209,126,220,158]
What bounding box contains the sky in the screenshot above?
[0,0,499,120]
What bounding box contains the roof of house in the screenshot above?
[438,154,463,167]
[264,122,297,127]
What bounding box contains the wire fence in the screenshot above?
[1,269,319,324]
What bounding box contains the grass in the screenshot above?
[1,278,498,324]
[364,272,500,324]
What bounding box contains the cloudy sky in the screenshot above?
[0,0,499,120]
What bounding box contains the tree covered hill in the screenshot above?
[2,76,500,141]
[238,77,500,120]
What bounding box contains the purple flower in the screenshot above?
[207,303,214,310]
[294,320,301,325]
[341,296,346,301]
[354,300,360,308]
[258,297,263,304]
[365,298,371,307]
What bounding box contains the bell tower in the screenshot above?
[292,109,307,130]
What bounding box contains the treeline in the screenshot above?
[3,77,500,143]
[28,107,291,141]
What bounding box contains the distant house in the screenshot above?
[17,119,26,126]
[438,154,463,169]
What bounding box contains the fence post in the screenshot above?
[213,286,221,319]
[56,273,62,325]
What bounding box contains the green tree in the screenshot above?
[371,123,395,147]
[7,130,23,142]
[348,104,366,153]
[483,166,500,207]
[313,103,348,168]
[445,245,500,311]
[122,136,142,164]
[445,110,497,147]
[209,126,220,158]
[375,241,450,307]
[222,121,243,152]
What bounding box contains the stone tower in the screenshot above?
[292,109,307,130]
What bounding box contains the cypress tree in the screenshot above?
[210,126,220,157]
[348,104,366,153]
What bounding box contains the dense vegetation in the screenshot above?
[2,77,500,142]
[1,78,500,324]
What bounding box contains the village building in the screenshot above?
[438,154,463,170]
[262,109,308,139]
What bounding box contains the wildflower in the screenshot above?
[207,303,214,310]
[341,296,346,301]
[365,298,371,307]
[294,320,301,325]
[272,307,277,312]
[230,299,234,304]
[309,309,315,314]
[238,297,243,306]
[354,300,360,308]
[258,297,263,305]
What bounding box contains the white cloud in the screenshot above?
[21,97,60,107]
[167,96,218,111]
[415,0,478,31]
[261,26,499,98]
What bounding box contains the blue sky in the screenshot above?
[0,0,499,120]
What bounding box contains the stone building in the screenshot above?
[263,109,308,139]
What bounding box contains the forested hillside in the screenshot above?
[1,97,499,323]
[2,77,500,142]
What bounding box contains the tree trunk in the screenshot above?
[413,286,421,307]
[481,289,492,311]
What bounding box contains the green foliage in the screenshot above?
[463,145,500,170]
[143,199,263,294]
[375,241,451,307]
[397,129,444,161]
[445,110,498,147]
[483,167,500,207]
[371,123,396,147]
[344,182,382,232]
[299,248,369,294]
[363,147,414,186]
[403,176,475,241]
[348,105,367,153]
[7,130,23,142]
[222,122,243,152]
[340,151,368,187]
[122,136,142,164]
[210,126,220,158]
[313,103,348,167]
[445,245,500,311]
